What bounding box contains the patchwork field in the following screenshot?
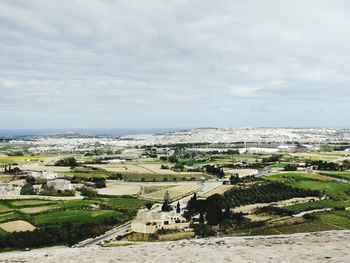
[0,197,149,232]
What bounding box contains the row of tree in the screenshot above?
[184,182,321,226]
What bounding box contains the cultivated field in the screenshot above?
[97,182,141,196]
[0,220,35,233]
[139,184,201,201]
[200,185,235,198]
[265,172,350,197]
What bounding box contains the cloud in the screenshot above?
[229,86,260,97]
[1,0,350,128]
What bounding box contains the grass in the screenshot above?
[8,200,55,208]
[319,171,350,180]
[264,172,350,197]
[0,211,22,223]
[0,196,148,228]
[285,199,350,214]
[316,210,350,229]
[33,209,121,226]
[274,220,341,234]
[0,155,48,164]
[290,152,343,162]
[248,220,340,236]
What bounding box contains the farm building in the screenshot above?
[131,210,189,234]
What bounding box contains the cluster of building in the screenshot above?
[10,128,350,154]
[131,209,188,234]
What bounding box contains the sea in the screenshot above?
[0,128,186,138]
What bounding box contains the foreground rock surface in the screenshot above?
[1,231,349,263]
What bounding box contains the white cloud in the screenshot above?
[229,86,260,97]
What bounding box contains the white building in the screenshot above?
[131,210,188,234]
[31,171,58,180]
[47,179,73,191]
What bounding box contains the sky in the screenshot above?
[1,0,350,129]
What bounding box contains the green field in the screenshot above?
[264,173,350,197]
[290,152,343,162]
[316,210,350,229]
[285,199,350,214]
[33,209,121,226]
[0,155,48,164]
[319,171,350,180]
[0,197,148,227]
[248,220,340,236]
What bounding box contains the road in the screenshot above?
[75,179,222,247]
[73,221,132,247]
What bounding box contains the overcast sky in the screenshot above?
[1,0,350,129]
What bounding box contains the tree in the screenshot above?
[284,164,298,171]
[20,184,35,195]
[168,155,178,163]
[145,202,153,209]
[176,202,181,213]
[26,176,36,185]
[161,190,171,212]
[80,187,97,197]
[54,157,78,168]
[199,212,204,223]
[164,190,170,203]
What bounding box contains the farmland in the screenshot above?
[139,184,201,201]
[0,197,148,228]
[34,210,121,226]
[1,129,350,250]
[264,172,350,197]
[315,210,350,229]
